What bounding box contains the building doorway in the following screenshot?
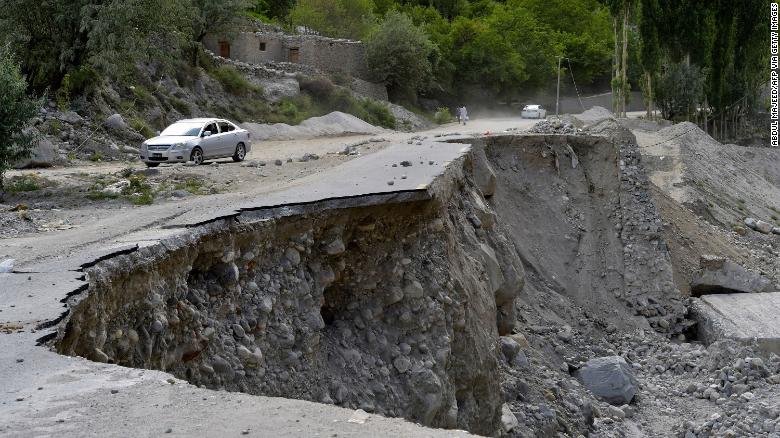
[288,47,300,63]
[219,41,231,58]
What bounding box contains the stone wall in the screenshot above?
[204,31,370,80]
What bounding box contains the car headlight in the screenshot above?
[170,143,185,152]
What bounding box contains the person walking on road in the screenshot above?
[460,105,468,126]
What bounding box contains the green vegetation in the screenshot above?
[290,0,376,40]
[173,177,207,195]
[169,96,192,116]
[267,83,395,128]
[0,0,766,139]
[366,11,435,103]
[433,107,452,124]
[123,175,155,205]
[0,48,41,191]
[209,65,263,96]
[129,118,155,138]
[5,174,54,193]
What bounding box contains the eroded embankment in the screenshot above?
[52,132,688,437]
[53,153,525,435]
[473,132,686,334]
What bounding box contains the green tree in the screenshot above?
[0,0,92,91]
[0,48,42,190]
[654,61,705,120]
[639,0,660,117]
[251,0,296,20]
[366,11,436,102]
[289,0,377,39]
[83,0,194,77]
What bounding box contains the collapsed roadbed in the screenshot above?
[23,129,693,437]
[11,123,773,437]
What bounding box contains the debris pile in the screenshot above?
[528,118,581,135]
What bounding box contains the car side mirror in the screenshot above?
[155,131,161,136]
[202,131,212,137]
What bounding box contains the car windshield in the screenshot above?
[525,105,539,110]
[160,122,203,137]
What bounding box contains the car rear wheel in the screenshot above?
[145,162,160,168]
[190,147,204,165]
[232,143,246,162]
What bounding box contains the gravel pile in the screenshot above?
[243,111,384,141]
[574,106,614,125]
[528,118,582,135]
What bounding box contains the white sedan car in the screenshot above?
[140,118,251,167]
[521,105,547,119]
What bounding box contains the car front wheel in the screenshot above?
[232,143,246,162]
[190,147,204,165]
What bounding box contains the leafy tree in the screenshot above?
[639,0,660,117]
[654,61,705,120]
[83,0,195,78]
[0,0,92,91]
[366,11,436,102]
[0,48,42,190]
[191,0,253,43]
[289,0,377,39]
[251,0,296,20]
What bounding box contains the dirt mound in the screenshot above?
[243,111,384,141]
[628,120,780,293]
[573,106,613,125]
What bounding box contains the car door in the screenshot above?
[217,121,236,155]
[200,122,221,158]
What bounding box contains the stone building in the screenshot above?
[203,30,370,81]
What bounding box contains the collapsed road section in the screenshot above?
[35,127,692,437]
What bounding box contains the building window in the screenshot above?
[259,42,266,51]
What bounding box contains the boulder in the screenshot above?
[574,356,638,405]
[500,404,520,433]
[471,143,497,197]
[691,255,776,296]
[14,137,57,168]
[745,217,774,234]
[105,113,127,132]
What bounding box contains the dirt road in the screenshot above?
[1,116,539,267]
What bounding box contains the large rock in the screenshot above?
[574,356,638,405]
[14,137,57,168]
[691,255,776,296]
[744,218,774,234]
[471,144,497,197]
[105,113,127,132]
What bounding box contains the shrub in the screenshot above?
[122,174,154,205]
[129,118,155,138]
[298,75,336,99]
[131,86,157,108]
[89,151,103,162]
[434,107,452,124]
[360,98,395,129]
[169,96,192,116]
[0,48,41,191]
[55,66,99,109]
[210,65,262,96]
[6,174,48,192]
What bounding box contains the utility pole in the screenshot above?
[556,56,562,116]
